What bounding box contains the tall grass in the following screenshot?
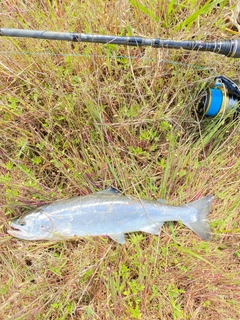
[0,0,240,319]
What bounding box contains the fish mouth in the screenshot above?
[7,222,46,241]
[9,226,21,231]
[7,223,27,238]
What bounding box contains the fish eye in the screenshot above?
[19,220,26,226]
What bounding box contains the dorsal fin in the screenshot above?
[96,187,121,196]
[157,199,166,203]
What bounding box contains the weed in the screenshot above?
[1,0,240,319]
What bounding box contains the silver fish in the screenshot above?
[8,188,214,243]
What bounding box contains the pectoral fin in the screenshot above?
[108,233,126,244]
[140,223,163,235]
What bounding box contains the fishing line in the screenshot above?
[0,50,213,70]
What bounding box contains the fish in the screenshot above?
[7,188,214,243]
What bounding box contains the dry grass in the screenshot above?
[0,0,240,319]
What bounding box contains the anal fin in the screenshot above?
[108,233,126,244]
[140,223,163,235]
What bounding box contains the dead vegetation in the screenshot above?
[0,0,239,319]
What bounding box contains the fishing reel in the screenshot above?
[197,76,240,118]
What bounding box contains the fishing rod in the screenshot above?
[0,28,240,58]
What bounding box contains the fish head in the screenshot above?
[8,207,54,240]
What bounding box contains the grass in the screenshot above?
[0,0,240,319]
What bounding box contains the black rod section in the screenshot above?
[1,28,240,58]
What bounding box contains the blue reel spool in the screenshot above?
[204,86,225,117]
[197,76,240,118]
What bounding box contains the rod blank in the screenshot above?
[1,28,240,58]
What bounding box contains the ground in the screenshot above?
[0,1,239,319]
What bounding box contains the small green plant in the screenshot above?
[167,283,185,320]
[1,1,240,319]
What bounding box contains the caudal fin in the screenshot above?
[183,195,214,240]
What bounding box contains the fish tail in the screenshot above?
[183,195,214,240]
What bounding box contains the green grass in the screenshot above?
[0,0,240,319]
